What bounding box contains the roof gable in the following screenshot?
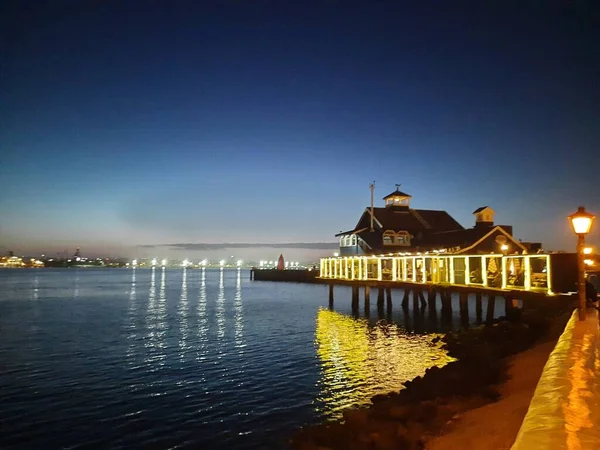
[383,189,412,199]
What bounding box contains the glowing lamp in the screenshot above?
[568,206,596,321]
[583,247,593,255]
[500,244,509,252]
[569,206,595,235]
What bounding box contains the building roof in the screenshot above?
[355,207,464,234]
[382,188,412,199]
[472,206,490,214]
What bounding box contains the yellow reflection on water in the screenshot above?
[315,308,455,419]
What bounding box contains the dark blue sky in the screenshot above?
[2,0,599,259]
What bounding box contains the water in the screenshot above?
[0,268,493,449]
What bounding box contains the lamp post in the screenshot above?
[568,206,595,321]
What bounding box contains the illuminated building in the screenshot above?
[336,185,540,256]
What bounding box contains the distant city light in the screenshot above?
[151,258,157,266]
[201,259,207,266]
[219,260,225,267]
[268,260,274,265]
[161,259,167,266]
[259,260,264,267]
[132,259,138,267]
[237,260,243,267]
[333,252,339,257]
[182,259,189,267]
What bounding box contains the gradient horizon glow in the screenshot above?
[2,1,599,260]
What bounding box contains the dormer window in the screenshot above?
[396,231,410,246]
[383,230,411,246]
[383,230,395,245]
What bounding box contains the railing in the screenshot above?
[319,253,555,293]
[511,309,600,449]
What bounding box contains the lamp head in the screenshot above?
[569,206,595,235]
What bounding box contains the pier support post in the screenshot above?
[475,292,482,323]
[441,291,452,317]
[412,289,419,311]
[386,288,392,311]
[419,290,427,309]
[377,288,385,310]
[427,288,436,311]
[402,289,410,310]
[365,286,371,305]
[328,283,334,309]
[486,294,496,323]
[504,296,512,317]
[352,286,359,311]
[459,292,469,327]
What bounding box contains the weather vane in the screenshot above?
[395,183,402,190]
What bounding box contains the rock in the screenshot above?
[414,400,437,422]
[371,432,400,450]
[343,408,369,428]
[396,423,408,437]
[388,405,412,421]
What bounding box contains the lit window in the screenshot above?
[396,231,411,246]
[383,231,395,245]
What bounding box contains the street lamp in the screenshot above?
[568,206,595,321]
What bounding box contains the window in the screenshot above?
[396,231,410,246]
[383,230,395,245]
[340,235,357,247]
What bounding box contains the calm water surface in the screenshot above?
[0,268,495,449]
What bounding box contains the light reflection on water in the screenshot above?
[178,268,189,360]
[216,268,226,341]
[197,268,208,361]
[314,308,455,419]
[234,269,245,353]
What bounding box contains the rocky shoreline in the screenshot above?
[290,310,569,450]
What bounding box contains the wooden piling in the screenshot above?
[427,288,436,311]
[328,283,334,309]
[504,296,511,317]
[352,286,359,311]
[486,294,496,322]
[441,291,452,316]
[419,291,427,309]
[412,289,419,311]
[459,292,469,326]
[377,288,385,309]
[386,288,392,311]
[475,292,482,323]
[365,286,371,304]
[402,289,410,310]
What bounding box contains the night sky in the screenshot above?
[2,1,599,261]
